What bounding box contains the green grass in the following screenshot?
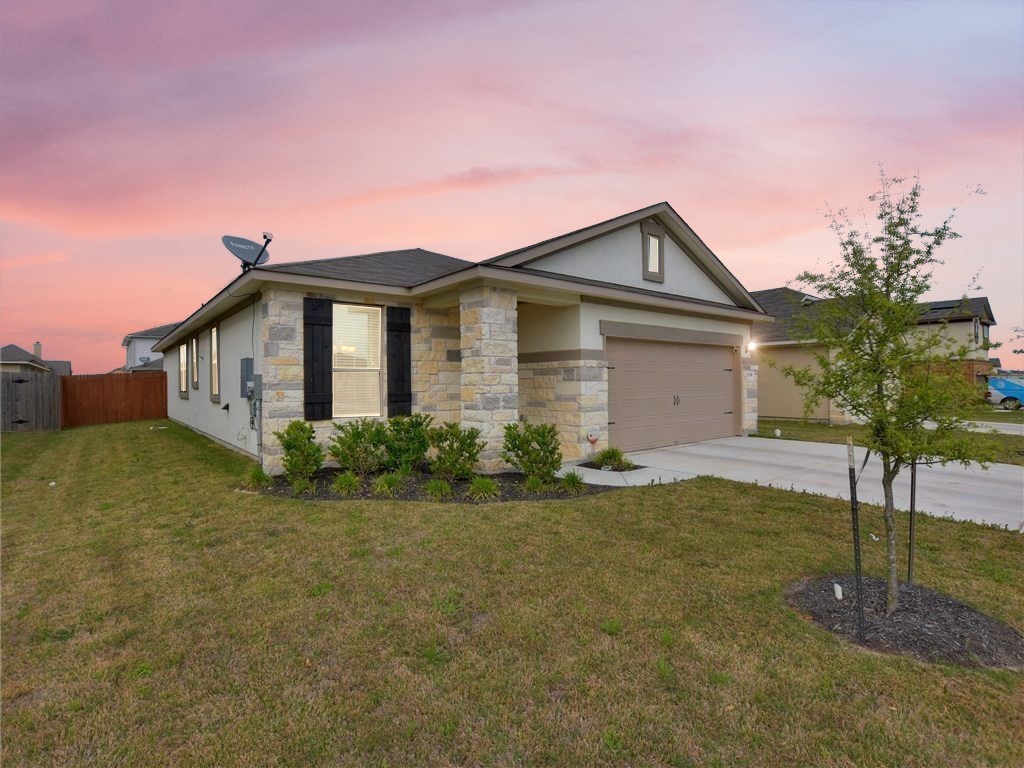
[964,405,1024,425]
[755,418,1024,467]
[2,420,1022,767]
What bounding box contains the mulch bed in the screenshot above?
[578,461,645,471]
[787,575,1024,670]
[258,469,615,503]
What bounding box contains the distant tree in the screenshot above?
[783,173,991,614]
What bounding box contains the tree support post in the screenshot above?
[847,436,866,641]
[907,460,917,583]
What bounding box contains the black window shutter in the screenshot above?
[304,298,333,421]
[386,306,412,416]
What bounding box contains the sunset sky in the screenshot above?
[1,0,1021,373]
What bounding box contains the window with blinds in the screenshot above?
[210,326,220,401]
[178,343,188,395]
[332,304,382,417]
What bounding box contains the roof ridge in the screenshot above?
[261,248,471,271]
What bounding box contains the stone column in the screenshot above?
[260,287,305,474]
[460,286,518,472]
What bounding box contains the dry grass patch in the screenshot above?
[2,421,1022,767]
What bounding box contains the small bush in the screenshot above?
[592,447,634,471]
[465,475,499,502]
[425,478,452,501]
[429,422,485,480]
[383,413,433,471]
[372,471,406,498]
[331,470,361,497]
[501,421,562,482]
[561,470,586,496]
[273,420,324,494]
[245,465,273,490]
[523,475,548,494]
[328,419,387,476]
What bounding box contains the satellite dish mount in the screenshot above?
[222,232,273,272]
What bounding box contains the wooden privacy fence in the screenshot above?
[1,370,61,431]
[61,371,167,428]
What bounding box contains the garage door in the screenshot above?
[607,337,739,452]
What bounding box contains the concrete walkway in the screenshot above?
[566,437,1024,531]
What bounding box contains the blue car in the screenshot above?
[986,376,1024,410]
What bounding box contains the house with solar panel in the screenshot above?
[749,288,996,423]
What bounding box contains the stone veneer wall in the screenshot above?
[260,286,305,472]
[410,306,461,424]
[260,286,389,473]
[519,358,608,461]
[741,356,757,433]
[460,286,518,472]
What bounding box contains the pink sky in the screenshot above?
[1,0,1022,373]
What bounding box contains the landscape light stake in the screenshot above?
[907,460,917,584]
[847,436,866,641]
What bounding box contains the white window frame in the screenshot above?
[178,343,188,398]
[210,326,220,402]
[642,221,665,283]
[332,303,383,418]
[190,337,199,389]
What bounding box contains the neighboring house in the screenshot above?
[122,322,180,370]
[153,202,771,473]
[750,288,996,423]
[0,343,72,376]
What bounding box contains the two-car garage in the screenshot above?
[602,322,743,452]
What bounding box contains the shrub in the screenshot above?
[273,420,324,494]
[425,478,453,501]
[428,422,485,480]
[383,414,433,471]
[328,419,387,476]
[245,464,273,490]
[501,421,562,482]
[465,475,499,502]
[592,447,634,472]
[372,471,406,498]
[522,475,548,494]
[561,470,586,496]
[331,470,361,497]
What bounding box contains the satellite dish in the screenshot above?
[222,233,272,271]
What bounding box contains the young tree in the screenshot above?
[783,173,991,614]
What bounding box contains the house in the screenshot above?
[750,288,996,423]
[122,322,180,371]
[153,203,771,473]
[1,343,72,376]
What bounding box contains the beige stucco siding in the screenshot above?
[914,320,988,360]
[579,301,752,349]
[754,344,830,421]
[517,303,582,354]
[525,223,734,305]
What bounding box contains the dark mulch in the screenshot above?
[578,461,645,472]
[258,469,615,503]
[787,575,1024,669]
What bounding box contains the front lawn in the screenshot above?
[755,418,1024,467]
[2,421,1022,767]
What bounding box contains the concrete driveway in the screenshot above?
[570,437,1024,531]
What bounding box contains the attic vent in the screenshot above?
[140,356,151,363]
[799,295,818,306]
